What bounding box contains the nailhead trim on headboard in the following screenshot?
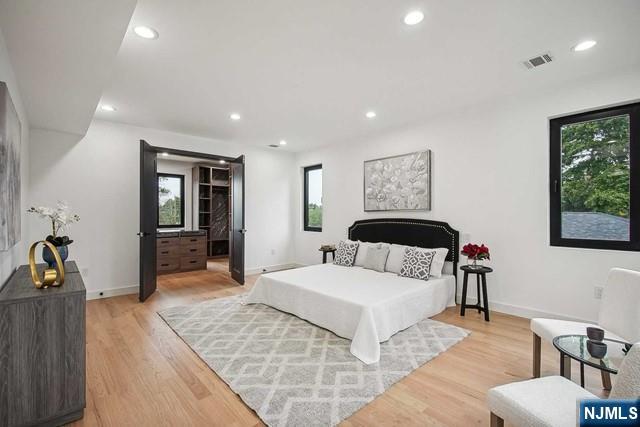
[348,219,458,263]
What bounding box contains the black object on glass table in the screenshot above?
[553,334,626,389]
[586,326,605,342]
[587,340,608,359]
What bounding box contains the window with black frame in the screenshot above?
[158,173,185,228]
[549,102,639,251]
[303,164,322,232]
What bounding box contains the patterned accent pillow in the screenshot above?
[399,247,436,281]
[334,240,359,267]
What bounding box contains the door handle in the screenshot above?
[137,232,150,237]
[239,229,247,234]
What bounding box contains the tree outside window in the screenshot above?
[550,102,639,251]
[158,173,184,228]
[304,165,322,231]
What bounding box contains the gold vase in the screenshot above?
[28,240,65,288]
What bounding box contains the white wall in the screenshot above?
[157,159,195,230]
[293,67,640,322]
[0,27,29,287]
[28,120,296,296]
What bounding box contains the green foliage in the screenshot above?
[308,203,322,228]
[158,176,171,194]
[561,115,630,217]
[158,176,182,226]
[159,197,182,226]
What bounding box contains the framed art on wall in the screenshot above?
[0,81,22,251]
[364,150,431,211]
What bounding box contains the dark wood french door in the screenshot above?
[139,140,158,301]
[139,144,245,301]
[230,155,245,284]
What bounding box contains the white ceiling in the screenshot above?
[3,1,640,149]
[93,0,640,151]
[0,0,136,135]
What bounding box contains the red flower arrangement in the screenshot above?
[461,243,490,261]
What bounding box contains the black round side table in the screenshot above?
[319,247,336,264]
[460,265,493,321]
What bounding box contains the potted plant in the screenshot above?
[27,202,80,269]
[461,243,490,269]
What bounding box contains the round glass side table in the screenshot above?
[553,334,629,388]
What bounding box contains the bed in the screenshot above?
[245,218,460,364]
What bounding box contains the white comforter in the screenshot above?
[244,263,456,364]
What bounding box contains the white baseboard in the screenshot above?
[87,285,138,300]
[458,295,594,323]
[86,263,303,300]
[246,263,303,275]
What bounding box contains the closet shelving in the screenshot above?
[193,165,230,258]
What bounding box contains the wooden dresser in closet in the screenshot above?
[157,231,207,274]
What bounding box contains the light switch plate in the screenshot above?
[594,286,604,300]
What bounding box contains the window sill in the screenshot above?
[550,239,640,252]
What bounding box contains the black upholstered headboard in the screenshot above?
[348,218,460,276]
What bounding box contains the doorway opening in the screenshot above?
[139,141,245,302]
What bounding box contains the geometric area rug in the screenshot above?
[158,295,469,427]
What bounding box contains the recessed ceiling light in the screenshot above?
[219,159,226,164]
[100,104,116,112]
[134,26,159,40]
[572,40,597,52]
[230,113,241,121]
[161,152,169,157]
[404,10,424,26]
[279,140,287,146]
[365,111,377,119]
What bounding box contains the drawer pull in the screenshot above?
[161,263,169,267]
[161,240,169,243]
[189,260,197,264]
[190,238,197,242]
[190,249,197,252]
[161,251,169,254]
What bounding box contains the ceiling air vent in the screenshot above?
[523,52,553,69]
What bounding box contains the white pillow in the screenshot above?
[354,241,375,267]
[354,241,389,266]
[442,262,454,275]
[428,247,449,278]
[363,245,390,273]
[385,244,408,274]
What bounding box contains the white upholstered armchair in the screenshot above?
[488,342,640,427]
[530,268,640,386]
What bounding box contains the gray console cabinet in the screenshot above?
[0,261,86,426]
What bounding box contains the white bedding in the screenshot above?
[244,263,456,364]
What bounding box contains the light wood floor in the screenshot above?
[74,268,607,427]
[206,257,230,273]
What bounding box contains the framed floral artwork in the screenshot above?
[363,150,431,211]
